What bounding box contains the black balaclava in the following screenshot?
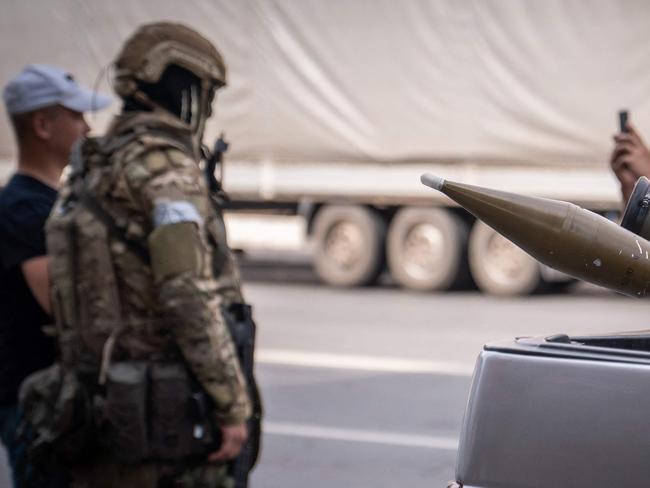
[124,64,215,133]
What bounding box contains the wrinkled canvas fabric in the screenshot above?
[2,1,650,167]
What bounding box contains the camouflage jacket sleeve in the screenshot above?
[126,146,251,425]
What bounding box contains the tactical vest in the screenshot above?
[47,135,138,371]
[46,129,243,373]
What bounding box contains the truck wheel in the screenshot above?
[387,207,471,291]
[311,205,386,287]
[468,221,541,296]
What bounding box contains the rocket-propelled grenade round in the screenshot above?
[420,173,650,298]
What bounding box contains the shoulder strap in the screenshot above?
[69,137,151,264]
[78,191,150,264]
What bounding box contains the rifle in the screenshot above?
[222,303,263,488]
[203,135,263,488]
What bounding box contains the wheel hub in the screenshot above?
[484,233,532,284]
[402,223,444,280]
[324,221,364,269]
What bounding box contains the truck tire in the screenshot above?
[311,205,386,287]
[469,221,542,296]
[387,207,471,291]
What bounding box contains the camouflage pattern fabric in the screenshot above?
[46,110,251,486]
[70,458,231,488]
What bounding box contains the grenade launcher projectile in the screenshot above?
[421,173,650,298]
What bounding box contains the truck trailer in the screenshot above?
[1,0,649,295]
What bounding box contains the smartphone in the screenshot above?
[619,109,629,133]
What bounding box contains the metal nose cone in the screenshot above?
[421,173,445,191]
[420,174,650,298]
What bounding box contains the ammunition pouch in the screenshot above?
[19,360,219,468]
[97,362,148,463]
[98,304,263,477]
[18,363,95,469]
[148,362,219,461]
[96,361,219,464]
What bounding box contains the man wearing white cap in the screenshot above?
[0,64,110,487]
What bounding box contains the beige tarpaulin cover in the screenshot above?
[1,0,649,165]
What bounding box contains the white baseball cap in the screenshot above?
[3,64,111,115]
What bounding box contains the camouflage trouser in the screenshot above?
[70,460,233,488]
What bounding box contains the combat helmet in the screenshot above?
[113,22,226,137]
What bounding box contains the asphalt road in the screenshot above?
[2,260,649,487]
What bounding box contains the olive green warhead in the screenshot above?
[420,173,650,298]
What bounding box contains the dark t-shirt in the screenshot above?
[0,173,58,406]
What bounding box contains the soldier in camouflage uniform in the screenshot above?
[44,22,251,487]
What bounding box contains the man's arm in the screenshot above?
[21,256,51,314]
[128,148,251,460]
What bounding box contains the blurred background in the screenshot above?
[2,0,650,486]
